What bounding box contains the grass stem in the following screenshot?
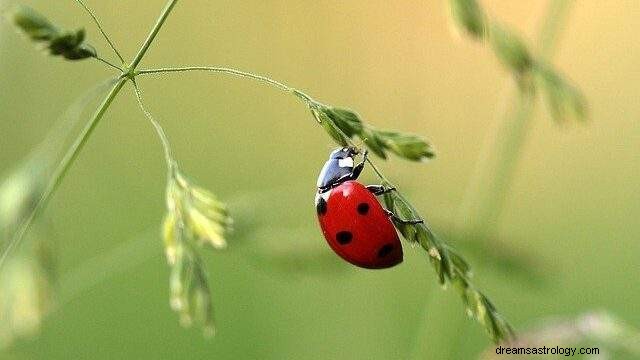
[74,0,125,64]
[132,81,176,173]
[0,77,127,268]
[129,0,179,71]
[1,0,183,268]
[94,55,123,71]
[137,66,293,93]
[457,0,575,237]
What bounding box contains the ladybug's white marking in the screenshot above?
[321,189,331,201]
[338,158,354,168]
[315,190,332,204]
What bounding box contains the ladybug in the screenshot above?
[315,147,423,269]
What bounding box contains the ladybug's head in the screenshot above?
[328,147,359,160]
[317,147,361,192]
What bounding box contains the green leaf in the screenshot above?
[382,189,449,282]
[166,235,215,336]
[324,107,363,137]
[168,171,233,250]
[489,23,533,74]
[535,63,588,122]
[9,5,96,61]
[450,0,486,38]
[9,5,59,42]
[311,107,350,146]
[453,276,514,343]
[382,186,513,343]
[448,247,471,277]
[375,130,435,161]
[48,29,97,60]
[449,0,589,125]
[0,248,53,350]
[0,164,45,237]
[305,101,436,161]
[162,169,230,336]
[382,190,421,242]
[162,214,178,265]
[361,128,387,159]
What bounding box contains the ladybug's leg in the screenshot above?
[348,150,369,181]
[383,209,424,225]
[366,185,396,196]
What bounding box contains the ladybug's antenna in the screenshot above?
[351,139,366,156]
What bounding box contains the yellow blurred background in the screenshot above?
[1,0,639,359]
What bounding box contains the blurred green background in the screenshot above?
[1,0,639,359]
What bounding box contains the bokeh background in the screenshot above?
[1,0,639,359]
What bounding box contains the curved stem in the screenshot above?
[136,66,319,105]
[1,1,182,268]
[74,0,125,64]
[137,66,290,91]
[0,77,127,268]
[129,0,179,71]
[135,65,402,190]
[94,55,123,72]
[131,80,176,174]
[137,66,393,190]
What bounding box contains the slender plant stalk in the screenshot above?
[0,77,126,268]
[458,86,535,236]
[457,0,575,237]
[94,55,123,71]
[3,0,515,342]
[128,60,513,344]
[0,0,180,268]
[538,0,576,57]
[132,81,176,171]
[137,67,293,93]
[407,1,576,357]
[129,0,179,71]
[74,0,125,64]
[138,67,402,182]
[136,66,319,105]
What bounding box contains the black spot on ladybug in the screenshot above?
[336,231,353,245]
[377,244,394,258]
[316,197,327,215]
[357,202,369,215]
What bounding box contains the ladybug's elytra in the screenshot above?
[315,147,423,269]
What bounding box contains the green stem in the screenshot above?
[74,0,125,64]
[457,0,575,237]
[0,77,127,268]
[132,80,176,173]
[365,157,391,184]
[136,66,405,191]
[458,84,536,236]
[1,0,183,268]
[94,55,123,71]
[136,66,320,105]
[537,0,576,57]
[137,66,395,192]
[137,66,293,93]
[407,1,576,357]
[129,0,179,71]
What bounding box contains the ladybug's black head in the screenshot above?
[317,147,361,192]
[328,147,358,160]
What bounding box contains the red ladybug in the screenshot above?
[315,147,422,269]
